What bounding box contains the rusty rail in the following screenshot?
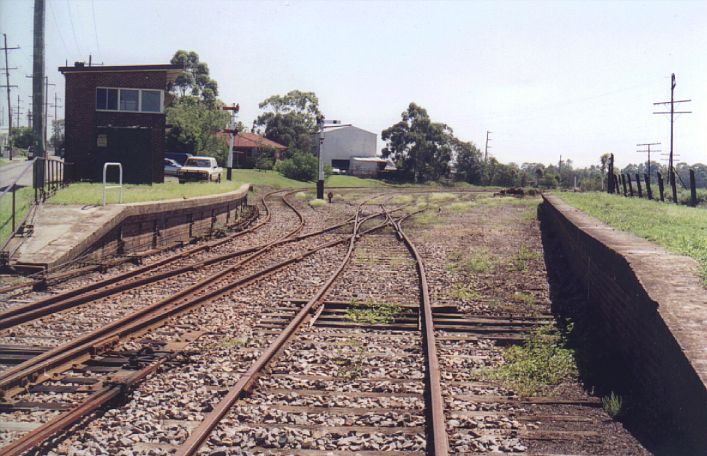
[391,210,450,455]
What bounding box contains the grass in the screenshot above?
[0,159,11,167]
[512,291,536,306]
[449,283,481,301]
[448,249,496,274]
[345,300,401,325]
[0,187,34,244]
[308,198,326,207]
[480,324,577,396]
[511,245,540,272]
[555,192,707,284]
[602,392,623,418]
[390,194,414,205]
[333,338,366,379]
[413,212,440,225]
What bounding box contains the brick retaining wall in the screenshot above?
[540,194,707,453]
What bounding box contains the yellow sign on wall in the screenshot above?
[97,134,108,148]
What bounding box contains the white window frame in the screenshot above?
[96,87,164,114]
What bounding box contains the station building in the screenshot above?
[59,63,183,184]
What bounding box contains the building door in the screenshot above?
[95,126,152,184]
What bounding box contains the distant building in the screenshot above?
[59,63,183,183]
[313,125,380,176]
[230,132,287,168]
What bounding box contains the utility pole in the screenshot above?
[16,94,21,128]
[1,33,20,159]
[558,155,562,188]
[44,77,55,150]
[484,130,492,162]
[27,109,32,129]
[653,73,691,203]
[636,142,661,181]
[49,92,62,148]
[32,0,46,160]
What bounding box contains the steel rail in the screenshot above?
[0,208,391,454]
[0,202,366,330]
[0,206,387,392]
[175,207,379,456]
[391,210,449,455]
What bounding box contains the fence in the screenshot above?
[1,157,68,258]
[607,165,703,207]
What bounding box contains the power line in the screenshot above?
[484,130,492,162]
[1,33,20,156]
[90,0,101,58]
[65,0,83,57]
[636,142,661,179]
[49,0,70,57]
[653,73,691,203]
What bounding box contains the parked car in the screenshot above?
[177,156,223,183]
[164,158,182,177]
[165,152,193,166]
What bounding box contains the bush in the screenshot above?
[274,150,318,182]
[255,155,274,171]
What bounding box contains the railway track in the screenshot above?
[0,190,650,455]
[0,196,395,454]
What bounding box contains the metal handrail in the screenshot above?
[102,162,123,206]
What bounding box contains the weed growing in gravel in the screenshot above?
[414,213,440,225]
[602,392,623,418]
[427,192,458,204]
[390,194,414,205]
[447,249,496,274]
[511,245,539,271]
[481,324,577,396]
[345,300,401,325]
[333,338,366,379]
[448,201,476,212]
[449,284,481,301]
[295,191,309,200]
[512,291,536,306]
[220,337,248,349]
[309,198,327,208]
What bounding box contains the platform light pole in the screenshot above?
[222,103,240,181]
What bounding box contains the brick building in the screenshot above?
[59,63,183,183]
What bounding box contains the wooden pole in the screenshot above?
[635,173,642,198]
[689,169,697,207]
[657,172,665,202]
[644,174,653,200]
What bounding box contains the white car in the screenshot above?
[178,156,223,183]
[164,158,182,177]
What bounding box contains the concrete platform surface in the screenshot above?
[11,184,251,269]
[13,205,124,267]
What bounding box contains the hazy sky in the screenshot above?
[1,0,706,168]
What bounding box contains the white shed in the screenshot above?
[313,126,377,175]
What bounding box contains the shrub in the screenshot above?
[602,392,623,418]
[274,150,318,181]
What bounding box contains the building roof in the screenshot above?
[232,132,287,150]
[59,63,184,82]
[352,157,387,162]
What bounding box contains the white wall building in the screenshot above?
[314,125,378,175]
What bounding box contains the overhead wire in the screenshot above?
[65,0,83,57]
[90,0,101,59]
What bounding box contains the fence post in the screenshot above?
[11,186,16,233]
[614,174,620,194]
[627,174,634,197]
[689,169,697,207]
[635,173,643,198]
[621,174,628,196]
[644,173,653,200]
[657,172,665,202]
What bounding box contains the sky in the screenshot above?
[1,0,706,168]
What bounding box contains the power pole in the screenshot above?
[636,142,661,181]
[16,94,21,128]
[32,0,46,159]
[484,130,492,162]
[558,155,562,188]
[1,33,20,159]
[653,73,691,203]
[49,92,62,148]
[44,77,55,149]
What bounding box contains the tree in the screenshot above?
[11,127,32,149]
[599,153,610,190]
[274,149,318,181]
[453,138,483,184]
[170,50,219,106]
[255,90,322,152]
[381,103,453,182]
[50,119,65,149]
[165,96,230,164]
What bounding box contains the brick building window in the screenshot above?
[96,87,163,113]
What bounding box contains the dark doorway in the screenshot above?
[95,126,152,184]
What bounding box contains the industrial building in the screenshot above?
[59,63,183,184]
[313,125,385,177]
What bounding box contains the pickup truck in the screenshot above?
[177,156,223,183]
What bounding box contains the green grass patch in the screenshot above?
[512,291,536,306]
[448,249,496,274]
[449,283,481,301]
[448,201,476,212]
[390,194,414,205]
[413,212,439,225]
[345,300,401,325]
[309,198,326,208]
[480,324,577,396]
[427,192,458,204]
[555,192,707,284]
[327,174,387,188]
[511,245,540,272]
[0,187,34,244]
[602,392,623,418]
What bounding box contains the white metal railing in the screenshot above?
[102,162,124,206]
